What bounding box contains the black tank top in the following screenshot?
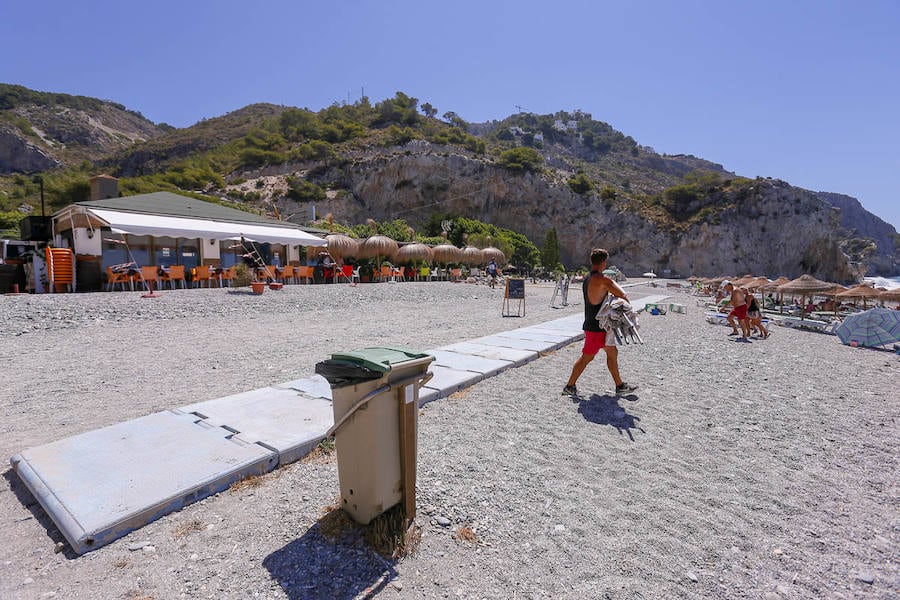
[582,271,608,332]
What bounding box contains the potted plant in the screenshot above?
[358,259,375,283]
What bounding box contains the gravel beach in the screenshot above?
[1,281,897,600]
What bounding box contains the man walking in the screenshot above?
[722,280,751,342]
[563,248,639,397]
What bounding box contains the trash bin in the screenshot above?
[316,346,434,525]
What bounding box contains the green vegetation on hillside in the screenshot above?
[0,83,142,117]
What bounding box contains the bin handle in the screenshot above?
[326,370,434,439]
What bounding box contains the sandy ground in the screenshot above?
[0,280,897,599]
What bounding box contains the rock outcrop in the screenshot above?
[272,145,867,282]
[0,98,162,173]
[0,125,62,172]
[816,191,899,276]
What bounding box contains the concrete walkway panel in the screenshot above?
[10,410,276,554]
[491,328,573,349]
[428,349,514,377]
[472,334,557,352]
[274,375,332,400]
[180,388,334,466]
[438,341,537,367]
[420,365,484,405]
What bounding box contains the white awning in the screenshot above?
[88,209,326,246]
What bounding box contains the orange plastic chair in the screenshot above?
[45,247,75,292]
[279,265,294,284]
[295,265,313,284]
[451,268,462,282]
[106,266,131,291]
[140,266,160,292]
[160,265,186,289]
[220,267,235,287]
[194,265,213,288]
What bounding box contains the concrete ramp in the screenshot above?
[10,410,276,555]
[8,312,620,554]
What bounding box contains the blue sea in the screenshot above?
[864,275,900,290]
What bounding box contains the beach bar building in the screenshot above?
[49,176,326,291]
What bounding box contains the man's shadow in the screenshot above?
[576,393,645,441]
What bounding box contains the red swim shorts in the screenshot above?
[582,330,608,355]
[729,304,748,320]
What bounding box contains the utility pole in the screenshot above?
[32,175,45,217]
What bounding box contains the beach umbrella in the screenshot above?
[432,244,462,264]
[460,246,484,266]
[777,274,836,319]
[835,307,900,348]
[482,246,506,265]
[759,276,790,313]
[733,274,756,286]
[358,235,399,275]
[396,242,433,263]
[746,277,771,290]
[432,244,462,280]
[879,288,900,303]
[835,283,883,310]
[642,271,657,279]
[325,233,359,260]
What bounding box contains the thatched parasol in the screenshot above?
[482,246,506,265]
[733,274,756,286]
[432,244,462,265]
[760,276,790,292]
[396,242,434,264]
[745,277,771,290]
[358,235,399,274]
[325,233,359,260]
[460,246,485,266]
[777,274,836,318]
[836,283,883,309]
[879,288,900,303]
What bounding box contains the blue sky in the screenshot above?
[3,0,898,228]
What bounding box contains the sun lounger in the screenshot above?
[774,316,834,332]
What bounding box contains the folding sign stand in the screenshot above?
[550,275,570,308]
[502,278,525,317]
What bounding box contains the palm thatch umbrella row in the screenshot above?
[321,235,505,280]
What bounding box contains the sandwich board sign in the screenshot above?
[502,278,525,317]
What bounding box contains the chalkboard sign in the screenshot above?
[502,278,525,317]
[505,278,525,299]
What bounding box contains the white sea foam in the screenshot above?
[864,275,900,290]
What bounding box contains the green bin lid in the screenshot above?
[328,346,433,373]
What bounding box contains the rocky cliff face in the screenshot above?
[816,191,899,276]
[0,125,62,172]
[0,102,162,173]
[270,144,862,282]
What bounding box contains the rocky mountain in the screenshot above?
[0,84,164,173]
[259,146,860,281]
[2,84,897,280]
[816,191,899,276]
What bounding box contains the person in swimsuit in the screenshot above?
[722,281,751,342]
[563,248,639,397]
[744,289,769,338]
